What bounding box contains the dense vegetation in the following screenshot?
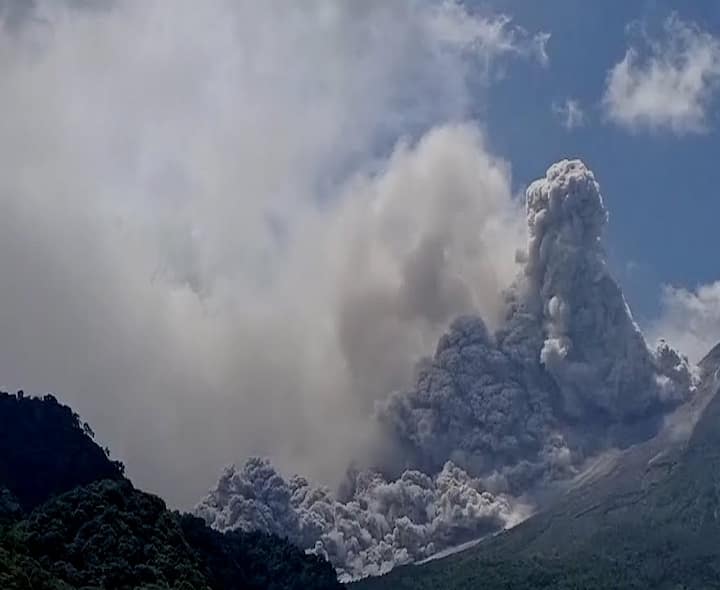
[0,391,125,511]
[354,534,720,590]
[180,514,342,590]
[0,392,344,590]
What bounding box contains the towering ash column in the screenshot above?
[524,160,689,420]
[197,160,697,581]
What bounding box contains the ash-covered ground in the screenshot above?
[195,160,697,580]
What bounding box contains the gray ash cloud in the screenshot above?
[197,160,696,579]
[379,160,695,484]
[196,457,530,581]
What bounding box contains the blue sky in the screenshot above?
[466,0,720,322]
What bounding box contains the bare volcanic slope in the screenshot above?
[352,343,720,590]
[196,160,697,580]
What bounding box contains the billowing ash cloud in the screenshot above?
[524,161,690,418]
[378,160,695,487]
[196,457,530,581]
[197,160,698,579]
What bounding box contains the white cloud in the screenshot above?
[603,14,720,134]
[648,282,720,364]
[427,5,549,69]
[553,98,585,129]
[0,0,542,507]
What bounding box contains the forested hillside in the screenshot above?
[0,392,343,590]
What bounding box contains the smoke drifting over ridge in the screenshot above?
[197,161,698,580]
[0,0,542,505]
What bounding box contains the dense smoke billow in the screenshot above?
[379,160,695,483]
[196,160,698,580]
[0,1,538,505]
[196,458,531,580]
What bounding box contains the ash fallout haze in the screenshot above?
[2,0,720,585]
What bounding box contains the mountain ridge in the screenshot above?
[0,391,344,590]
[352,341,720,589]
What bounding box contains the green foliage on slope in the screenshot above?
[0,531,74,590]
[0,473,344,590]
[180,514,342,590]
[354,531,720,590]
[0,391,126,511]
[17,480,207,589]
[0,480,342,590]
[0,392,344,590]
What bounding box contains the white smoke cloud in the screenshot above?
[553,99,585,130]
[649,282,720,365]
[326,126,525,408]
[603,14,720,134]
[0,0,543,506]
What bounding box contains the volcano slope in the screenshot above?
[353,343,720,590]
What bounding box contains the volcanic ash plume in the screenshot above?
[379,160,695,489]
[524,161,690,418]
[196,160,697,579]
[195,457,531,581]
